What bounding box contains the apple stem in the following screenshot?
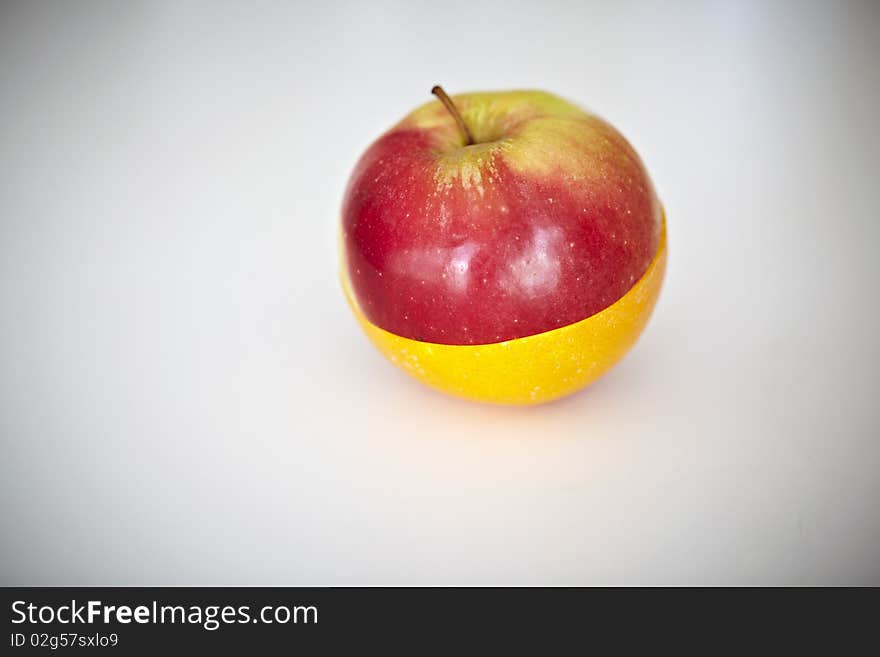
[431,85,475,146]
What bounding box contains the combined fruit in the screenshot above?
[340,87,666,405]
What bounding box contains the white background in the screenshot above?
[2,0,879,584]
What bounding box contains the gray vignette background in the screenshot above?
[2,0,879,585]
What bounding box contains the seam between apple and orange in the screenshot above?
[339,212,667,405]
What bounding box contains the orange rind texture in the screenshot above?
[341,218,667,406]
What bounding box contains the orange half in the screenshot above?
[341,217,667,405]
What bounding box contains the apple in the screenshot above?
[340,87,666,404]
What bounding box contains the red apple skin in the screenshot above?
[342,91,661,346]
